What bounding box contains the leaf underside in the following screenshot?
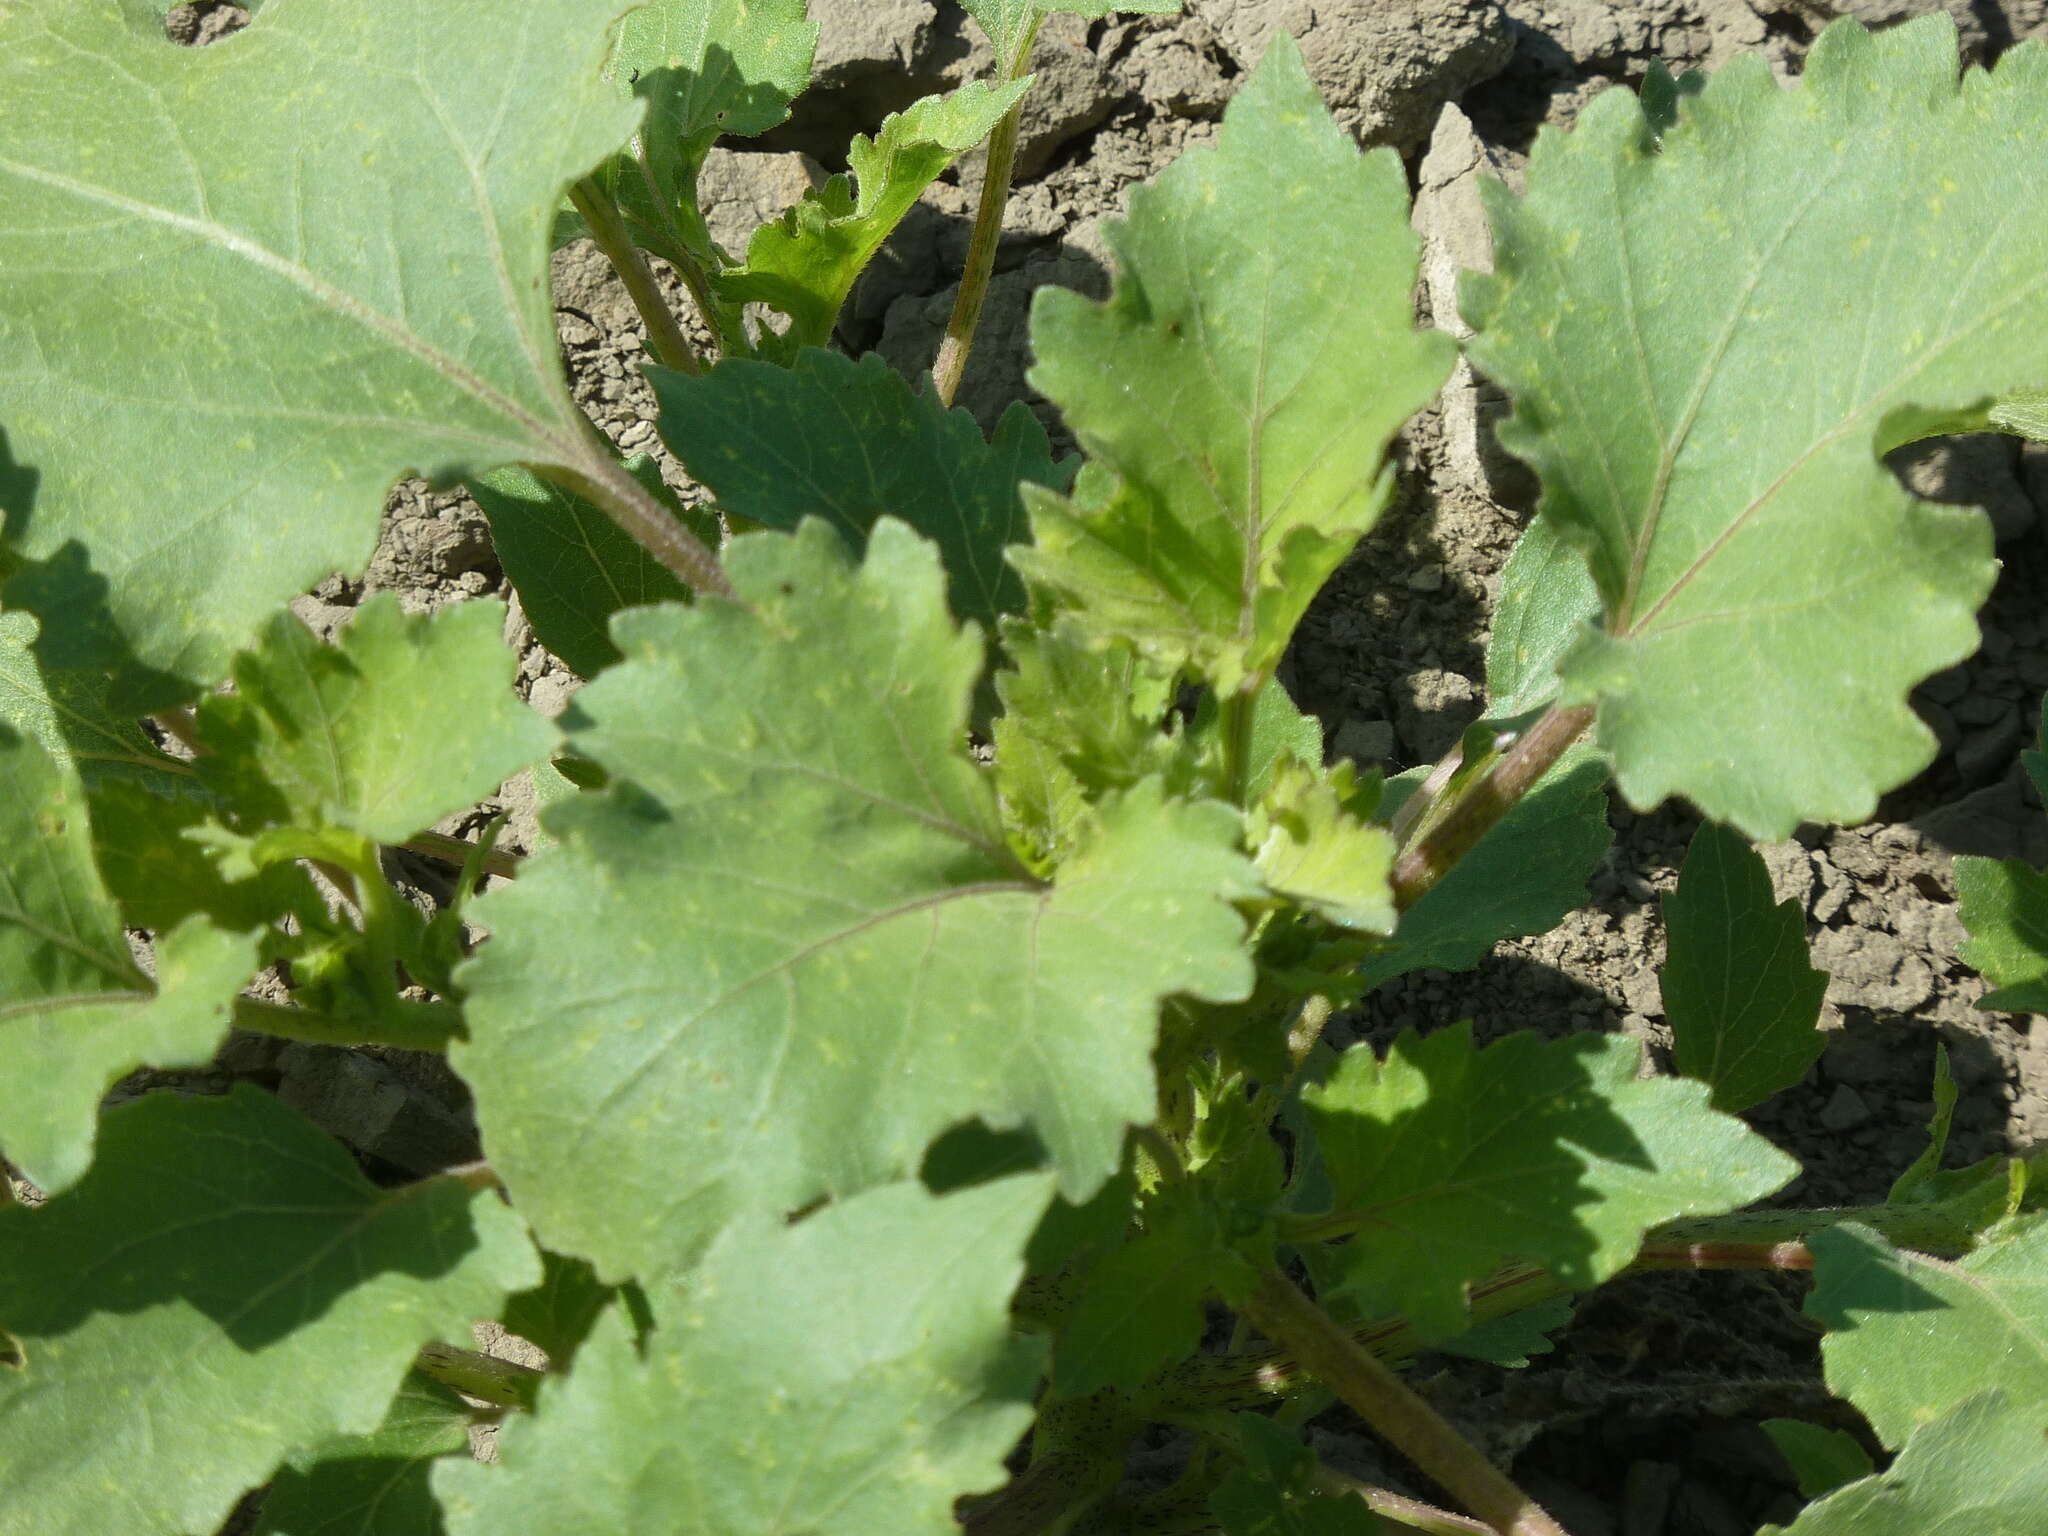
[0,0,638,707]
[1467,15,2026,837]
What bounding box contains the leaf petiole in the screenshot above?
[567,176,703,376]
[931,16,1041,406]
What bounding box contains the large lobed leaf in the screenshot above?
[1760,1392,2048,1535]
[0,0,641,707]
[457,520,1258,1281]
[1464,16,2035,838]
[0,730,255,1193]
[1303,1024,1797,1339]
[0,1086,537,1536]
[1013,35,1454,694]
[437,1177,1049,1536]
[1806,1216,2048,1450]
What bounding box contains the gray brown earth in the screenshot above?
[144,1,2048,1532]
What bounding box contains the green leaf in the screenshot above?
[0,0,641,707]
[1012,35,1454,693]
[0,1085,537,1536]
[1759,1393,2048,1535]
[457,520,1257,1279]
[1990,387,2048,441]
[1956,853,2048,1013]
[1807,1216,2048,1449]
[1662,821,1826,1111]
[1464,15,2023,838]
[568,0,815,327]
[1759,1419,1875,1502]
[1435,1293,1574,1368]
[1211,1414,1363,1536]
[0,609,182,789]
[466,458,704,681]
[1483,513,1599,719]
[1250,759,1397,933]
[437,1177,1050,1536]
[0,731,257,1193]
[86,778,291,930]
[651,348,1072,635]
[963,1,1182,63]
[1303,1023,1797,1339]
[500,1250,621,1365]
[256,1371,474,1536]
[196,596,553,847]
[1359,747,1610,991]
[719,81,1031,352]
[1054,1219,1218,1397]
[1888,1043,1958,1204]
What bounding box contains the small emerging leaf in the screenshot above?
[1014,35,1454,693]
[1663,821,1826,1112]
[196,596,553,847]
[719,82,1031,352]
[1251,759,1396,933]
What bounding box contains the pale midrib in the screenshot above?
[0,154,571,455]
[1614,160,1850,635]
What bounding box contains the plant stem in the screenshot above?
[1240,1266,1570,1536]
[232,996,462,1052]
[413,1341,542,1411]
[1312,1466,1496,1536]
[534,451,732,600]
[401,830,523,883]
[932,20,1040,408]
[568,177,702,377]
[1389,705,1594,912]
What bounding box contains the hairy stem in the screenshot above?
[534,451,732,600]
[1389,705,1595,912]
[932,20,1040,407]
[568,177,702,376]
[1240,1267,1570,1536]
